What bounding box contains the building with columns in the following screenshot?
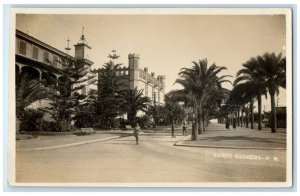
[95,53,166,105]
[15,29,96,110]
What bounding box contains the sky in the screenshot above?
[16,13,287,112]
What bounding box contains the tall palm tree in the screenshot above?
[234,57,267,130]
[256,52,286,133]
[176,59,231,140]
[120,88,150,128]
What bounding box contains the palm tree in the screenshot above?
[234,57,268,130]
[16,71,50,134]
[256,52,286,132]
[120,88,150,128]
[146,104,164,127]
[176,59,231,140]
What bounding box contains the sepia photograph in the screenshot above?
[8,8,292,187]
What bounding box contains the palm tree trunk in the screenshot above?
[198,102,203,134]
[171,119,175,137]
[257,93,262,130]
[237,109,240,126]
[270,92,277,133]
[250,97,254,129]
[205,109,208,127]
[192,108,199,140]
[246,108,249,128]
[241,109,243,127]
[202,109,206,133]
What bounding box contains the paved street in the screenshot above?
[178,123,287,149]
[16,124,286,183]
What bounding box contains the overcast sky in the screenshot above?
[16,14,286,111]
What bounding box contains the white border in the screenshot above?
[7,7,293,188]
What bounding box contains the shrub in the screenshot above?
[74,113,94,128]
[19,109,44,132]
[19,109,75,132]
[137,115,153,129]
[42,121,62,132]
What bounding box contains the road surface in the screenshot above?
[16,133,286,183]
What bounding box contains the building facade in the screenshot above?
[15,29,96,103]
[16,29,165,111]
[96,53,166,105]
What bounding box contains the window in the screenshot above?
[32,46,39,60]
[53,55,58,67]
[43,51,50,63]
[19,41,27,56]
[82,86,87,95]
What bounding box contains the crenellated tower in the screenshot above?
[128,53,140,90]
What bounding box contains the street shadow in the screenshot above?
[103,142,137,145]
[204,136,286,144]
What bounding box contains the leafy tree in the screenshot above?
[163,96,186,130]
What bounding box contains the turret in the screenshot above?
[128,53,140,90]
[74,27,93,69]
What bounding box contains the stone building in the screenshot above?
[96,53,166,105]
[16,28,165,111]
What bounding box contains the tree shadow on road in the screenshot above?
[204,136,286,144]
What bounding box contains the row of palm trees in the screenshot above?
[171,59,231,140]
[171,52,285,140]
[230,52,286,133]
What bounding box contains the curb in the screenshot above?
[174,135,286,150]
[17,135,123,152]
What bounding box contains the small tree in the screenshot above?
[163,99,185,133]
[42,58,96,131]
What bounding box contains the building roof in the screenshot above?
[16,29,74,59]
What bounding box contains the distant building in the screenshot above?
[95,53,166,105]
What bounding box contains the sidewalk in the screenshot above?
[17,132,132,152]
[175,123,287,150]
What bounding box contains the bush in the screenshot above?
[74,113,94,128]
[137,115,153,129]
[19,109,75,132]
[42,121,62,132]
[19,109,44,132]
